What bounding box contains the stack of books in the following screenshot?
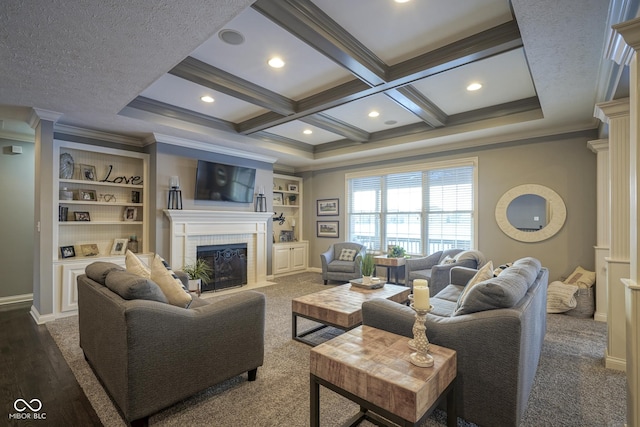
[59,206,69,221]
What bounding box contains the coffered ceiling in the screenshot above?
[0,0,630,170]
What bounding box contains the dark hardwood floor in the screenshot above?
[1,303,102,426]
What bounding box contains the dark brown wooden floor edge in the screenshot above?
[0,303,103,426]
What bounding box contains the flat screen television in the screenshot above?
[194,160,256,203]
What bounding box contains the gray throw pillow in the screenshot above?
[105,270,168,303]
[453,271,528,316]
[85,262,125,286]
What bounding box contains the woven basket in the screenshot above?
[565,287,595,318]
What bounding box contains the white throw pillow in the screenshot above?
[125,250,150,278]
[338,248,357,261]
[547,281,579,313]
[454,260,494,312]
[150,254,193,308]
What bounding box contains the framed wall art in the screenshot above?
[74,211,91,221]
[317,221,339,238]
[81,243,99,257]
[60,245,75,259]
[111,238,129,255]
[273,192,284,206]
[123,206,138,221]
[81,164,97,181]
[79,189,97,201]
[317,198,339,216]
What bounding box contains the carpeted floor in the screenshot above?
[47,272,626,426]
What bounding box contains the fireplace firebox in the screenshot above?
[197,244,248,292]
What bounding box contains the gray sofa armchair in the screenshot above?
[77,262,265,426]
[362,257,548,427]
[405,249,483,293]
[320,242,366,285]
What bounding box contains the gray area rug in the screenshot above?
[47,272,626,426]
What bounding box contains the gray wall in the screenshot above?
[303,134,597,282]
[0,139,35,299]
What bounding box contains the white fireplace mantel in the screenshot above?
[163,210,273,285]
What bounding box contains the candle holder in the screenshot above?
[407,295,434,367]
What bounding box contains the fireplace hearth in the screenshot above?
[197,244,248,292]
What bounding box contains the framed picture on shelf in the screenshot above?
[60,245,75,259]
[74,211,91,221]
[317,221,339,238]
[287,184,298,192]
[317,198,339,216]
[111,238,129,255]
[131,190,141,203]
[79,189,97,201]
[273,192,284,205]
[81,243,99,257]
[123,206,138,221]
[80,164,97,181]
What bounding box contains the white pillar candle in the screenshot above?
[413,279,430,310]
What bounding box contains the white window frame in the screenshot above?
[345,157,478,255]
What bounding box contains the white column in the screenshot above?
[595,98,630,372]
[588,139,610,322]
[28,108,62,324]
[612,16,640,427]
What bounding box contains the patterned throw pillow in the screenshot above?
[440,255,456,265]
[339,248,357,261]
[150,254,193,308]
[564,266,596,288]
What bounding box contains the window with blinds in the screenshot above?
[346,160,476,255]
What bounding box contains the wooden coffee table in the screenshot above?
[310,325,457,427]
[292,283,410,346]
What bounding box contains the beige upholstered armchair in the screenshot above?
[320,242,366,285]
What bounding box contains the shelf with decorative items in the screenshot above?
[272,173,307,276]
[53,139,150,314]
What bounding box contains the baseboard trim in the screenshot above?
[308,267,322,273]
[29,305,56,325]
[594,311,607,323]
[605,352,626,371]
[0,293,33,306]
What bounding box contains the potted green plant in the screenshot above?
[360,252,376,283]
[388,245,406,258]
[182,258,212,292]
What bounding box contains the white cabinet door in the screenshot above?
[290,244,307,271]
[273,245,292,275]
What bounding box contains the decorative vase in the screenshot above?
[362,275,372,285]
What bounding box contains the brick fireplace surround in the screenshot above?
[163,210,273,287]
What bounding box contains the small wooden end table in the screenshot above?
[374,256,406,285]
[310,325,457,427]
[292,284,410,346]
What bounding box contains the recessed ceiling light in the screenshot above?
[368,111,380,118]
[394,0,411,3]
[467,83,482,91]
[218,29,245,45]
[268,57,285,68]
[385,120,398,125]
[200,96,214,103]
[303,129,313,135]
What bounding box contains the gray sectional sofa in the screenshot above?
[404,248,483,293]
[77,262,265,426]
[362,257,548,427]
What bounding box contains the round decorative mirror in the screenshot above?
[495,184,566,242]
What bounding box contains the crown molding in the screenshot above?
[53,124,143,146]
[28,108,62,129]
[147,133,279,164]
